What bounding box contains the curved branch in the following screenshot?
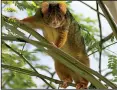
[87,33,113,52]
[3,36,116,57]
[2,64,76,87]
[102,33,113,43]
[79,1,105,17]
[88,42,117,56]
[97,1,117,39]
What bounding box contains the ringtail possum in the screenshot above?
[19,1,90,89]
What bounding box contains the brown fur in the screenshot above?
[20,1,90,89]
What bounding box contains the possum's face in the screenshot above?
[41,1,67,28]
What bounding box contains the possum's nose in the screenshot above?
[52,20,57,25]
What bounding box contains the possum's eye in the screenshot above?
[41,2,49,14]
[59,2,67,15]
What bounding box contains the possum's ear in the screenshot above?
[59,2,67,15]
[41,2,49,15]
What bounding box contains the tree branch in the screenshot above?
[102,33,113,43]
[21,34,31,53]
[3,35,116,56]
[79,1,105,17]
[104,71,112,77]
[97,1,117,39]
[2,15,49,43]
[96,1,102,74]
[88,42,117,56]
[2,64,76,87]
[46,72,56,89]
[87,33,113,52]
[106,49,117,56]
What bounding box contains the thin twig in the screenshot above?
[21,34,31,53]
[106,49,117,56]
[96,1,102,74]
[102,33,113,43]
[88,42,117,56]
[79,1,105,17]
[104,71,112,77]
[87,33,113,52]
[46,72,56,89]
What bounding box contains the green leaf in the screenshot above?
[3,7,17,12]
[108,55,117,76]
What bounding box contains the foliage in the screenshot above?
[2,42,52,89]
[108,55,117,82]
[2,1,117,89]
[2,72,37,89]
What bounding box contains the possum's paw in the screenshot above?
[60,78,72,88]
[76,82,88,89]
